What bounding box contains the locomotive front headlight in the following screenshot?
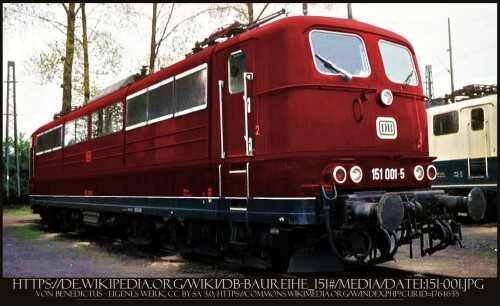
[427,165,437,180]
[349,166,363,183]
[333,166,347,184]
[413,165,425,181]
[379,89,393,106]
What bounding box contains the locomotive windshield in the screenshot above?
[309,30,370,77]
[379,40,418,86]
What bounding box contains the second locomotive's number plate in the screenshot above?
[371,168,405,180]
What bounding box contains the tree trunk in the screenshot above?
[62,3,76,114]
[82,3,90,105]
[246,3,254,23]
[149,3,157,74]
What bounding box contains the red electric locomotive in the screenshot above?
[30,12,485,273]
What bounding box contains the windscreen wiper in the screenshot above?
[403,70,414,88]
[315,53,352,81]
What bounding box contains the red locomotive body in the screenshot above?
[30,15,484,273]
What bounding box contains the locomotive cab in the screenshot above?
[211,16,485,272]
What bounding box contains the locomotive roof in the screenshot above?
[426,93,497,115]
[32,15,414,137]
[242,15,413,47]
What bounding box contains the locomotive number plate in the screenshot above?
[372,168,405,180]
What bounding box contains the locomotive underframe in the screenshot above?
[31,186,482,273]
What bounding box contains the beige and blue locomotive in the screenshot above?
[427,91,497,221]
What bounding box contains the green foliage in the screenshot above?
[3,133,31,202]
[7,224,43,240]
[75,242,91,249]
[3,205,32,216]
[33,41,64,84]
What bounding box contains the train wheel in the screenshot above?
[215,223,229,254]
[45,208,60,231]
[127,216,156,245]
[270,232,292,272]
[161,219,181,251]
[74,220,86,235]
[340,230,373,264]
[376,228,399,259]
[58,209,73,231]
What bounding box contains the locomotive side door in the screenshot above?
[215,44,255,199]
[461,105,490,178]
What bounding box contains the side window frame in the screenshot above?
[125,88,148,131]
[173,63,208,117]
[147,77,174,124]
[92,101,124,138]
[433,111,459,136]
[125,63,208,130]
[35,125,63,155]
[64,116,88,147]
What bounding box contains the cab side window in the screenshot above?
[228,50,246,94]
[471,108,484,131]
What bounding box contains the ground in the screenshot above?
[380,220,497,277]
[2,211,497,278]
[3,214,247,278]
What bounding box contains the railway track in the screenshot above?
[59,228,293,278]
[6,212,496,278]
[53,224,441,279]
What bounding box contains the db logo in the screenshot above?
[376,117,397,139]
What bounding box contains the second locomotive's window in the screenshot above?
[228,50,246,94]
[433,111,459,136]
[471,108,484,131]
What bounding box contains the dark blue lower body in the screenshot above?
[432,157,497,192]
[30,196,317,226]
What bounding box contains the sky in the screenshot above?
[2,3,497,139]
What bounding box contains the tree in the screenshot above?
[61,3,80,115]
[2,134,30,204]
[148,3,249,73]
[3,3,125,111]
[147,2,319,72]
[5,3,338,112]
[208,3,271,24]
[81,3,90,105]
[61,3,126,106]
